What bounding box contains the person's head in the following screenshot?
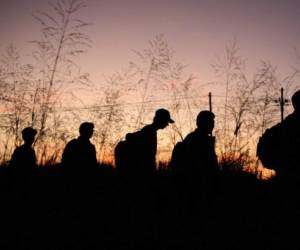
[196,111,215,134]
[79,122,94,139]
[153,108,174,129]
[292,90,300,113]
[21,127,37,145]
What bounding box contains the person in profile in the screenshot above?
[10,127,37,170]
[172,111,219,213]
[115,109,174,238]
[138,108,174,173]
[61,122,97,171]
[116,108,174,176]
[183,110,218,175]
[10,127,37,194]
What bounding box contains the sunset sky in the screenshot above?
[1,0,300,88]
[1,0,300,163]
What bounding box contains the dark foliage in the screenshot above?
[0,164,298,250]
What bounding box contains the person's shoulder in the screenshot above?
[141,125,156,139]
[184,130,198,142]
[11,146,22,157]
[259,122,283,148]
[141,124,153,132]
[281,113,299,127]
[63,139,78,153]
[16,144,32,153]
[266,121,284,135]
[88,141,96,149]
[28,146,35,154]
[66,138,78,146]
[13,145,22,152]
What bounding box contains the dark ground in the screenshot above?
[0,166,299,250]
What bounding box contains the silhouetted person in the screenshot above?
[256,91,300,245]
[257,91,300,175]
[10,127,37,196]
[10,127,37,170]
[183,111,218,175]
[115,109,174,242]
[258,90,300,189]
[61,122,97,172]
[139,108,174,172]
[116,108,174,176]
[172,111,219,214]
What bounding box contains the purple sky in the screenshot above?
[1,0,300,161]
[1,0,300,89]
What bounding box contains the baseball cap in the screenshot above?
[155,109,174,123]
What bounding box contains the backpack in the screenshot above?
[169,141,186,172]
[114,140,128,172]
[256,123,282,170]
[114,131,141,173]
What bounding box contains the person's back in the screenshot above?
[138,124,157,173]
[184,128,218,176]
[115,109,174,176]
[136,109,174,175]
[10,127,37,171]
[174,111,219,215]
[11,145,36,171]
[257,91,300,233]
[116,130,144,175]
[273,113,300,179]
[10,127,37,193]
[169,141,186,173]
[182,111,218,177]
[258,90,300,181]
[61,122,97,172]
[62,138,96,168]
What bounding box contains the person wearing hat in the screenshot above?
[10,127,37,170]
[61,122,97,172]
[122,108,174,175]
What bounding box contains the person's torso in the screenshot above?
[184,130,218,172]
[11,145,36,169]
[63,138,96,168]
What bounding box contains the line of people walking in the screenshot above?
[9,108,218,178]
[6,89,300,250]
[9,90,300,191]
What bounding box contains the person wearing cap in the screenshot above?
[10,127,37,170]
[61,122,97,171]
[125,108,174,174]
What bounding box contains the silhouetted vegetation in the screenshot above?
[0,0,91,165]
[1,2,300,248]
[0,162,297,250]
